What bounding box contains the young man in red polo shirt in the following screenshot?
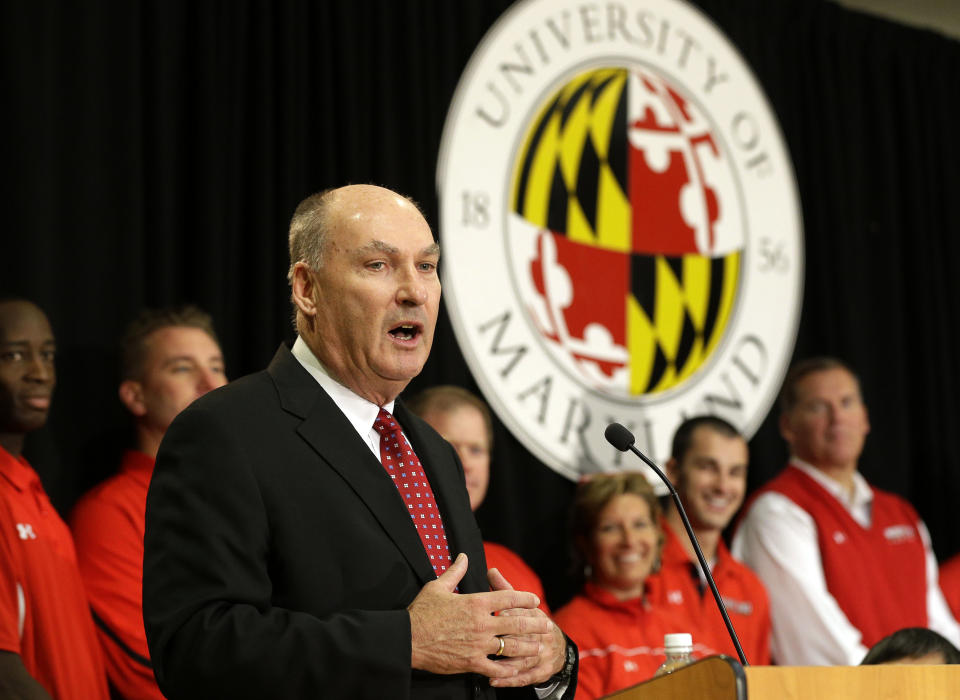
[645,416,771,665]
[0,299,109,699]
[733,357,960,665]
[71,307,226,700]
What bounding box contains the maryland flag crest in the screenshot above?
[512,67,741,397]
[437,0,803,479]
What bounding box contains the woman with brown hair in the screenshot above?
[555,473,685,699]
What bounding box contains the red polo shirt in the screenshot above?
[646,522,771,664]
[0,445,108,699]
[555,583,684,700]
[483,541,550,615]
[71,449,165,700]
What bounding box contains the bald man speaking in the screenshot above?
[142,186,577,700]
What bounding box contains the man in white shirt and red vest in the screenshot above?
[732,356,960,665]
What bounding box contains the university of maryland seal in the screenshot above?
[437,0,803,481]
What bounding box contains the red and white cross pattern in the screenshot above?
[373,408,452,578]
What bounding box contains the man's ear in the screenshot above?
[118,380,147,417]
[665,457,680,483]
[779,411,794,445]
[291,262,319,318]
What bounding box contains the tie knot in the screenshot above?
[373,408,400,436]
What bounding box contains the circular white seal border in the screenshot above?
[437,0,803,481]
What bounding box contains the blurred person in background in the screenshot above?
[407,385,549,614]
[861,627,960,665]
[71,306,226,700]
[646,415,771,665]
[555,473,684,700]
[733,357,960,664]
[0,298,108,699]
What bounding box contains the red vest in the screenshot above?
[940,554,960,621]
[753,465,927,647]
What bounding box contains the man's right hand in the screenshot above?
[407,553,551,679]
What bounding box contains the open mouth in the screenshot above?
[388,323,421,342]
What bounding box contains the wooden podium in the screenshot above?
[600,655,960,699]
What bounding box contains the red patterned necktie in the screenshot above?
[373,408,452,577]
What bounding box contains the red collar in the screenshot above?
[660,518,732,575]
[0,445,42,494]
[119,450,156,488]
[582,581,650,613]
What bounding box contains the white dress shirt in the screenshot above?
[291,336,394,460]
[732,458,960,665]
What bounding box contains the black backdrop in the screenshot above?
[3,0,960,610]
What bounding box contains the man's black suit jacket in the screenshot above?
[143,345,522,699]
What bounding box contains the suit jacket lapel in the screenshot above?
[267,346,437,586]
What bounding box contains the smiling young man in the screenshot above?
[733,357,960,665]
[141,185,576,699]
[71,306,226,700]
[0,299,108,700]
[645,416,771,665]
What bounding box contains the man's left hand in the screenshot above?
[485,568,566,688]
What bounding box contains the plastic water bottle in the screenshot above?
[654,633,694,677]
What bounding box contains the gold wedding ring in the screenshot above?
[495,636,505,657]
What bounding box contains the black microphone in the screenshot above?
[604,422,749,667]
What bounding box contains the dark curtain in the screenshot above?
[3,0,959,610]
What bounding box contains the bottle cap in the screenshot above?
[664,633,693,649]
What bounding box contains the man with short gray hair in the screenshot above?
[72,306,226,700]
[143,185,577,699]
[733,357,960,665]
